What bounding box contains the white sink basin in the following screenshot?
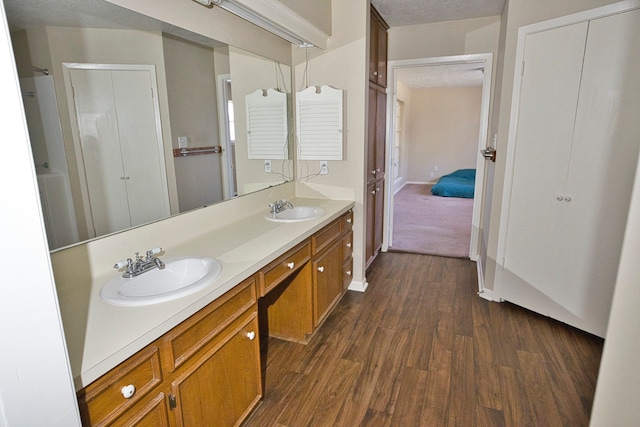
[100,257,222,306]
[264,206,326,222]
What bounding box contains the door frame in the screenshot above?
[216,74,237,200]
[62,63,170,238]
[494,0,640,304]
[384,53,494,265]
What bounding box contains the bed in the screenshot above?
[431,169,476,198]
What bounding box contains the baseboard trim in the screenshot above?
[473,255,495,301]
[348,279,368,292]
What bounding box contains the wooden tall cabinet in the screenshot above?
[366,5,388,268]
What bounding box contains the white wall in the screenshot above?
[404,85,482,183]
[293,0,367,287]
[0,2,80,424]
[162,33,224,212]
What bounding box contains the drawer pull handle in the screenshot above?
[347,218,352,224]
[246,331,256,341]
[287,261,295,269]
[346,270,352,276]
[318,266,325,273]
[346,243,352,248]
[121,384,136,399]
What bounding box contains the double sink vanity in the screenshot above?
[51,188,354,426]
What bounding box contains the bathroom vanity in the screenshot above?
[58,195,354,426]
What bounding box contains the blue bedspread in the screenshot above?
[431,169,475,198]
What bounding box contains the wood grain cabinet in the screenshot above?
[78,210,354,426]
[78,277,261,427]
[366,5,388,269]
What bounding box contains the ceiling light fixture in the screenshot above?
[210,0,313,48]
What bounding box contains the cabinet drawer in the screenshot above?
[312,219,341,255]
[260,241,311,295]
[343,230,353,261]
[162,277,257,372]
[78,345,162,427]
[343,257,353,291]
[341,209,354,232]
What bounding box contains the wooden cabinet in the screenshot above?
[78,277,261,427]
[78,210,354,425]
[367,5,388,269]
[369,6,388,87]
[366,181,384,266]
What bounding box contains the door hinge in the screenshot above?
[168,394,177,410]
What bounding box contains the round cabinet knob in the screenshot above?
[564,196,572,202]
[371,190,376,195]
[371,170,377,175]
[556,195,564,201]
[121,384,136,399]
[318,266,325,273]
[287,262,295,269]
[246,331,256,341]
[347,218,352,224]
[346,270,352,276]
[346,243,352,248]
[373,71,378,76]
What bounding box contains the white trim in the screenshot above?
[62,63,171,238]
[216,74,234,200]
[494,0,640,301]
[348,279,369,293]
[227,0,329,48]
[384,54,493,265]
[472,253,494,301]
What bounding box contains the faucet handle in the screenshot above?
[114,260,128,270]
[146,247,162,259]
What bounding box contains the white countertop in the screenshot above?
[56,198,354,390]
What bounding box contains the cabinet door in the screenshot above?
[366,181,383,267]
[369,14,379,83]
[367,83,378,183]
[313,240,343,327]
[375,17,388,87]
[111,392,170,427]
[170,314,261,427]
[375,88,387,176]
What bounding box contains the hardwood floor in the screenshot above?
[244,253,604,426]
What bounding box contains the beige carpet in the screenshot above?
[390,183,473,258]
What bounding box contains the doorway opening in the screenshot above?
[384,54,493,263]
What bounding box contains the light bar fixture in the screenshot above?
[192,0,313,47]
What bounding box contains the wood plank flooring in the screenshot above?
[244,253,604,426]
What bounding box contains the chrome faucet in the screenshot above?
[268,199,293,216]
[114,247,165,278]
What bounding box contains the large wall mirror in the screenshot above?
[5,0,293,250]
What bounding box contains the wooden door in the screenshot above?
[367,83,378,183]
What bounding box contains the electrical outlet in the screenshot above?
[178,136,188,148]
[320,161,328,175]
[434,165,439,171]
[264,160,272,173]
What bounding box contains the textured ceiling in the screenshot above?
[371,0,505,27]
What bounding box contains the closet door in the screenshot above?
[502,22,588,302]
[560,8,640,334]
[501,8,640,337]
[111,70,170,228]
[71,69,131,236]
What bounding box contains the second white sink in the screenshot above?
[264,206,326,222]
[100,257,222,306]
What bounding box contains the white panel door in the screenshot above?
[560,8,640,333]
[503,22,588,302]
[111,70,169,227]
[71,69,131,236]
[501,8,640,337]
[71,67,169,237]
